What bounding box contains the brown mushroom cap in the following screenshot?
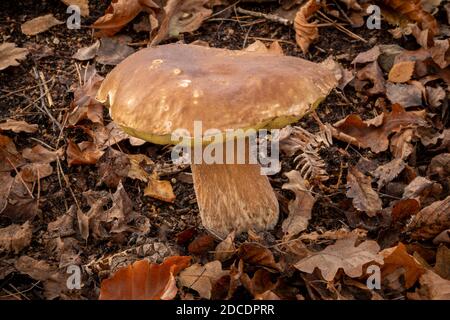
[97,43,337,144]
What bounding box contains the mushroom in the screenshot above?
[96,43,337,238]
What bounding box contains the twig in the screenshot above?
[248,36,296,46]
[32,67,62,130]
[236,7,292,26]
[317,11,367,43]
[38,71,53,107]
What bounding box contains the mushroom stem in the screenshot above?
[190,138,279,238]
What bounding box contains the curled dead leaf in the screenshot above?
[99,256,191,300]
[346,166,382,216]
[294,0,320,53]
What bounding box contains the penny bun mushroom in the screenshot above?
[97,43,337,238]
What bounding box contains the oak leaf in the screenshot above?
[294,236,383,281]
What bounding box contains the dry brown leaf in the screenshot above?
[214,231,236,262]
[434,245,450,280]
[15,256,66,299]
[281,170,315,238]
[388,60,415,83]
[0,221,32,254]
[294,0,320,53]
[403,176,435,199]
[97,148,130,188]
[346,166,382,216]
[373,158,406,189]
[22,144,63,164]
[378,0,439,37]
[187,234,215,255]
[426,86,446,108]
[355,61,386,95]
[351,46,382,64]
[61,0,90,17]
[390,129,414,160]
[391,199,420,223]
[96,36,135,65]
[241,269,277,299]
[409,270,450,299]
[406,195,450,240]
[386,82,423,107]
[429,39,450,68]
[1,175,40,223]
[433,229,450,244]
[0,120,38,133]
[295,236,383,281]
[151,0,212,45]
[0,135,25,172]
[72,40,100,61]
[20,163,53,183]
[381,242,425,288]
[21,14,64,36]
[178,261,227,299]
[238,243,279,270]
[99,256,191,300]
[0,172,14,213]
[68,65,104,125]
[92,0,151,37]
[144,176,176,203]
[333,104,427,153]
[66,140,104,166]
[427,153,450,178]
[0,43,29,71]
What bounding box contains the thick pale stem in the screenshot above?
[191,139,279,238]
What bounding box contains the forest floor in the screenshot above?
[0,0,449,300]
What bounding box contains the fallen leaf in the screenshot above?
[406,195,450,240]
[0,134,24,172]
[346,166,382,216]
[188,234,215,255]
[19,162,53,183]
[433,229,450,244]
[47,206,76,238]
[72,40,100,61]
[0,120,38,133]
[427,153,450,178]
[281,170,315,238]
[214,231,236,262]
[97,148,130,188]
[294,0,320,53]
[0,172,14,213]
[179,261,227,299]
[151,0,212,45]
[351,46,382,64]
[22,144,63,164]
[96,36,135,65]
[381,242,425,288]
[294,236,383,281]
[0,175,40,223]
[0,43,29,71]
[388,60,415,83]
[144,176,176,203]
[391,199,420,223]
[409,270,450,299]
[0,221,32,254]
[241,269,277,299]
[333,104,427,153]
[92,0,150,37]
[355,61,386,95]
[99,256,191,300]
[373,158,406,189]
[390,129,414,160]
[238,243,279,271]
[402,176,435,199]
[15,256,66,299]
[61,0,90,17]
[21,14,64,36]
[386,82,423,107]
[379,0,439,37]
[426,86,446,108]
[434,245,450,280]
[66,140,104,166]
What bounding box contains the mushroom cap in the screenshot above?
[97,43,337,144]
